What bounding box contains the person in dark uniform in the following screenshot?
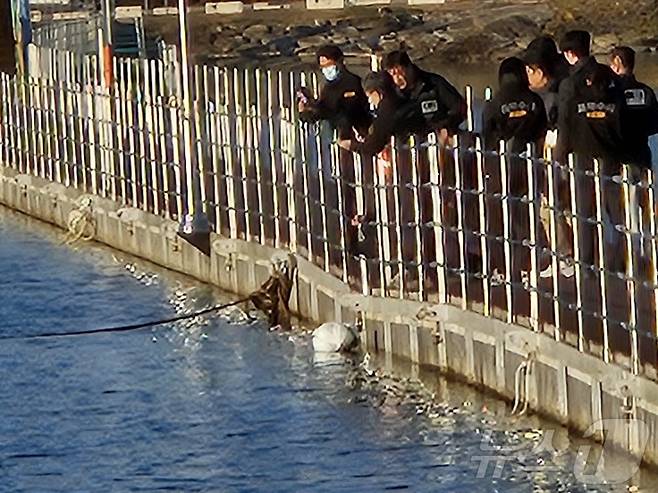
[610,46,658,261]
[522,37,567,129]
[484,57,547,152]
[298,44,371,139]
[483,57,548,287]
[556,31,624,164]
[336,71,426,268]
[522,43,575,276]
[298,45,371,283]
[610,46,658,169]
[558,32,627,271]
[382,50,465,139]
[376,52,466,291]
[337,71,425,157]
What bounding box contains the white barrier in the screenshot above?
[205,1,245,14]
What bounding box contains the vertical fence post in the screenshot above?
[526,143,540,331]
[193,64,209,218]
[208,66,221,232]
[593,159,610,363]
[135,61,149,211]
[115,58,128,203]
[410,136,425,300]
[645,169,658,363]
[372,153,388,295]
[86,72,99,196]
[311,74,329,272]
[428,132,446,304]
[568,153,585,351]
[465,85,474,132]
[499,140,513,323]
[332,136,347,282]
[391,138,405,298]
[222,68,238,239]
[147,59,160,215]
[252,68,266,245]
[267,70,281,248]
[545,147,562,341]
[475,135,489,315]
[622,165,640,375]
[454,136,467,310]
[34,76,45,179]
[298,72,313,261]
[234,67,252,241]
[353,152,369,295]
[156,59,170,217]
[126,60,139,205]
[166,49,184,218]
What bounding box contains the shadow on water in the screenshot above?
[2,205,658,492]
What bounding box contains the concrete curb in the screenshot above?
[2,165,658,469]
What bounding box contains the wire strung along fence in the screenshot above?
[1,39,658,381]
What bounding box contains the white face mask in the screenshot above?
[322,65,339,82]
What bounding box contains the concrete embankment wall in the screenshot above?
[3,164,658,467]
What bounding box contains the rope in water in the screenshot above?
[3,297,251,341]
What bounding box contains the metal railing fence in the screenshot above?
[1,43,657,380]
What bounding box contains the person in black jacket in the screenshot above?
[382,50,465,139]
[336,71,427,275]
[610,46,658,260]
[556,31,625,164]
[298,45,371,279]
[298,44,371,139]
[484,57,547,152]
[558,31,626,271]
[610,46,658,169]
[522,36,568,129]
[483,57,548,281]
[337,71,425,157]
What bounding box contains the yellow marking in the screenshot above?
[508,110,527,118]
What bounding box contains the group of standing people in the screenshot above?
[297,31,658,289]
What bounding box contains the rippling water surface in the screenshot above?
[2,207,658,492]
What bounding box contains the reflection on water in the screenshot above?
[2,206,658,492]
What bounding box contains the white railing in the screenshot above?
[2,43,657,380]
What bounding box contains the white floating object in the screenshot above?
[312,322,359,353]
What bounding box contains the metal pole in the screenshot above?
[176,0,210,254]
[101,0,114,87]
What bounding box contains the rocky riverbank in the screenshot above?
[144,0,658,71]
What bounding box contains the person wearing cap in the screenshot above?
[298,44,371,139]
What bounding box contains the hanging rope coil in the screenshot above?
[62,196,96,245]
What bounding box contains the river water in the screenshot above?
[2,206,658,492]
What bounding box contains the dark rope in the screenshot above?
[3,297,251,341]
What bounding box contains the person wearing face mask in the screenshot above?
[298,44,371,139]
[333,71,426,270]
[337,71,425,157]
